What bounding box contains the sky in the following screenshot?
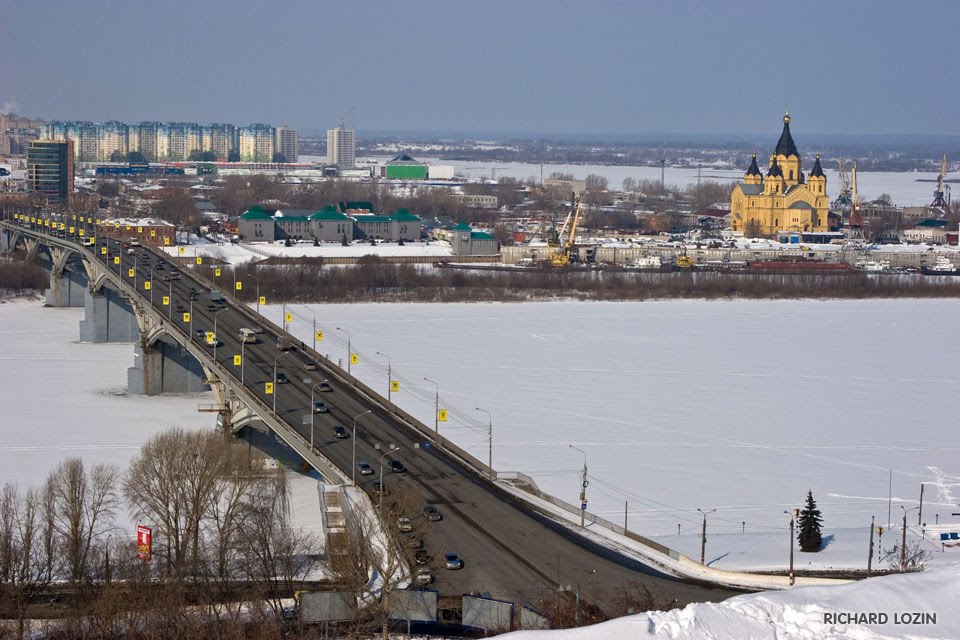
[2,0,958,137]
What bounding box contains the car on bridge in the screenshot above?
[312,401,330,413]
[332,425,349,439]
[316,381,333,392]
[389,460,406,473]
[444,551,463,570]
[276,373,289,385]
[357,461,374,475]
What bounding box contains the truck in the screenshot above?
[210,290,223,302]
[277,336,295,351]
[239,328,257,344]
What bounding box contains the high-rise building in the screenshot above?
[166,122,202,160]
[136,122,164,162]
[238,124,275,162]
[98,121,129,162]
[274,126,298,163]
[327,125,355,169]
[204,123,238,161]
[27,140,74,205]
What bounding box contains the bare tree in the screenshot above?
[47,457,119,585]
[0,483,56,640]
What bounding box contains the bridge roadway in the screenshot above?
[9,221,740,610]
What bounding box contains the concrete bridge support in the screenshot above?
[45,267,88,308]
[79,286,140,343]
[127,338,210,396]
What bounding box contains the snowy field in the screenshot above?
[269,298,960,573]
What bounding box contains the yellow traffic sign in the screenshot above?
[79,229,84,237]
[150,229,156,237]
[350,353,359,365]
[162,296,170,306]
[113,256,120,265]
[438,409,448,422]
[128,268,135,278]
[137,226,143,233]
[163,237,170,246]
[205,331,214,343]
[69,226,75,234]
[101,247,107,255]
[178,247,185,255]
[265,382,274,395]
[235,281,242,291]
[183,312,191,322]
[259,296,266,305]
[215,268,221,277]
[285,312,292,323]
[144,281,151,291]
[115,222,120,229]
[315,330,323,342]
[233,355,242,366]
[195,256,202,265]
[390,380,399,392]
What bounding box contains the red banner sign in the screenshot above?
[137,524,152,562]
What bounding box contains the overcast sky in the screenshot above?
[2,0,956,137]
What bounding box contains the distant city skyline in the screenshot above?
[2,1,958,137]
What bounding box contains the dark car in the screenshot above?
[276,372,289,384]
[316,381,333,392]
[332,425,349,439]
[414,549,433,566]
[389,460,406,473]
[372,481,389,496]
[195,328,206,338]
[423,505,442,521]
[312,401,330,413]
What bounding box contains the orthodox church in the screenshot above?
[730,115,829,235]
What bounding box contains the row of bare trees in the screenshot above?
[215,259,960,305]
[0,428,320,640]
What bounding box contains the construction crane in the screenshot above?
[847,160,865,240]
[831,157,853,208]
[548,193,583,267]
[930,154,950,212]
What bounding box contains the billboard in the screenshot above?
[463,594,513,632]
[136,524,152,561]
[389,590,438,623]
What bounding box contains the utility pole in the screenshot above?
[784,509,796,586]
[919,483,925,525]
[697,508,716,565]
[867,515,875,573]
[570,445,588,527]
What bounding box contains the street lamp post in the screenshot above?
[376,351,392,407]
[569,445,588,527]
[167,280,173,320]
[475,407,493,479]
[252,275,262,317]
[698,508,717,565]
[336,327,351,375]
[351,409,372,486]
[272,351,290,415]
[310,379,328,452]
[309,307,317,353]
[784,509,796,585]
[424,377,439,434]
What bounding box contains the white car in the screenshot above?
[415,569,433,585]
[398,517,412,532]
[357,461,374,476]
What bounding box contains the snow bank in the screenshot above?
[501,562,960,639]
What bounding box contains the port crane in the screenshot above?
[831,157,853,208]
[930,154,950,212]
[548,193,583,267]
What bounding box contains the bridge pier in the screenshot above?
[127,339,209,396]
[44,268,88,308]
[79,286,139,343]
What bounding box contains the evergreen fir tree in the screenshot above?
[797,490,823,552]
